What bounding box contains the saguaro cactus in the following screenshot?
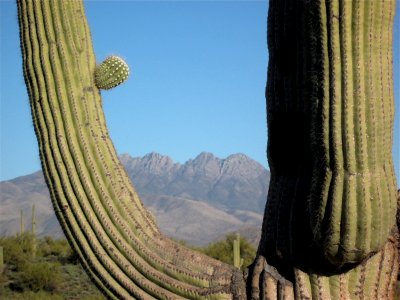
[250,0,399,298]
[31,204,36,236]
[0,246,3,274]
[258,0,398,269]
[233,234,242,269]
[16,1,245,299]
[19,209,24,236]
[31,204,37,258]
[17,0,398,299]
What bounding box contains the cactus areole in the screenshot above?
[17,0,398,299]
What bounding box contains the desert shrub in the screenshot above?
[38,236,70,259]
[0,271,8,284]
[17,261,62,292]
[3,290,63,300]
[200,234,256,268]
[64,247,80,264]
[80,296,106,300]
[0,233,35,270]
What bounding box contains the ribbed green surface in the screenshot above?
[260,0,397,272]
[16,1,244,298]
[294,231,399,299]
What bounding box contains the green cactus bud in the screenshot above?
[94,55,129,90]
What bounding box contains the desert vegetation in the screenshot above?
[0,233,256,299]
[0,233,104,299]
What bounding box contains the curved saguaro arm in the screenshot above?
[249,0,399,298]
[260,0,397,271]
[293,234,399,299]
[16,1,246,298]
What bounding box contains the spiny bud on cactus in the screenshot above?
[94,55,129,90]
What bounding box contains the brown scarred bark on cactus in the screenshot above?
[16,0,398,299]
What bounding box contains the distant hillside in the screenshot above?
[0,152,270,246]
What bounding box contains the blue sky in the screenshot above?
[0,1,399,186]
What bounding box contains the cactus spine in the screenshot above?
[16,1,246,298]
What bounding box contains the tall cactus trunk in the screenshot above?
[249,0,399,298]
[0,246,3,274]
[20,209,24,236]
[16,1,246,298]
[17,0,398,299]
[261,0,397,271]
[31,204,36,236]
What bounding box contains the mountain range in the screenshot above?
[0,152,270,246]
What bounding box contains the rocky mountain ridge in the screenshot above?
[0,152,270,245]
[122,152,269,212]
